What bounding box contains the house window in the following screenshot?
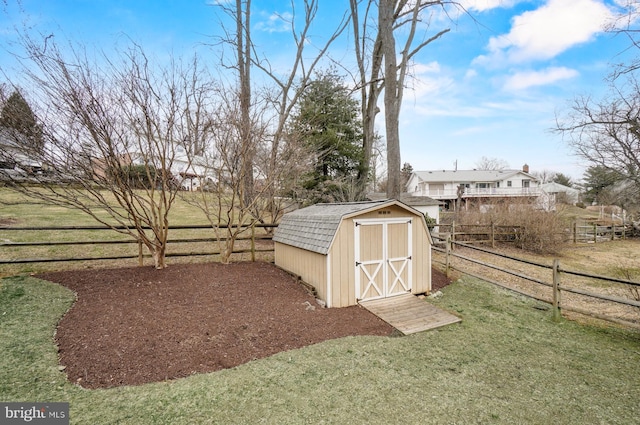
[523,180,530,188]
[507,181,512,187]
[496,182,500,188]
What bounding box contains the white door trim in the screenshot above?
[354,218,413,301]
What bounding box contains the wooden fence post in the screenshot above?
[573,221,577,244]
[138,240,143,266]
[491,222,495,249]
[611,223,615,241]
[451,220,456,251]
[445,234,451,278]
[250,223,256,262]
[552,259,562,321]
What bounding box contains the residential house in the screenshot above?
[91,143,217,191]
[367,192,441,228]
[406,165,541,210]
[0,127,43,179]
[538,182,581,211]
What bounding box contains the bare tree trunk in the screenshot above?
[351,0,384,198]
[380,0,401,199]
[350,0,451,199]
[237,0,254,209]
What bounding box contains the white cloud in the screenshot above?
[254,12,292,33]
[460,0,520,12]
[413,61,441,74]
[405,61,454,98]
[479,0,614,64]
[503,66,579,90]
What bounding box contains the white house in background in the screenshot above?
[96,143,218,191]
[0,128,43,177]
[171,143,217,191]
[368,192,441,227]
[538,182,581,211]
[406,165,541,210]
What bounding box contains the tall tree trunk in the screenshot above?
[237,0,254,208]
[351,0,383,198]
[380,0,401,199]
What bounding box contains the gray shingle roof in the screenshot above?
[273,201,392,255]
[367,192,441,206]
[413,169,534,183]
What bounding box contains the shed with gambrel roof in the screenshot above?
[273,200,432,308]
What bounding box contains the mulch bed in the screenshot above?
[37,262,452,389]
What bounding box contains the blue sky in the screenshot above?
[0,0,636,181]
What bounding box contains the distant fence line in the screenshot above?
[2,221,634,268]
[437,221,634,247]
[0,223,277,266]
[3,223,640,330]
[432,234,640,330]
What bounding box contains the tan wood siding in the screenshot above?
[410,216,431,294]
[275,201,432,308]
[354,204,415,220]
[329,220,359,308]
[274,242,327,301]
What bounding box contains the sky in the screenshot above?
[0,0,637,182]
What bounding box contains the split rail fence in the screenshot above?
[2,223,640,330]
[0,224,276,270]
[432,235,640,330]
[437,221,634,247]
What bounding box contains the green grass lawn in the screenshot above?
[1,273,638,424]
[0,188,272,276]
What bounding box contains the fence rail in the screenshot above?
[437,221,634,247]
[433,234,640,330]
[3,223,640,330]
[0,223,276,268]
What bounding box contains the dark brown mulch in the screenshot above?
[37,262,452,389]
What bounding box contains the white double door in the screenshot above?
[354,218,412,302]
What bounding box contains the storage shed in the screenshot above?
[273,200,433,308]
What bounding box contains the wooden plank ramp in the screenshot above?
[359,293,461,335]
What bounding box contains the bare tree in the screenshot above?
[0,36,214,269]
[475,156,510,171]
[555,1,640,207]
[556,78,640,193]
[350,0,451,199]
[183,89,274,263]
[606,0,640,79]
[209,0,349,219]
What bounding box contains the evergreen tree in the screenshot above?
[0,90,44,153]
[582,166,624,204]
[290,71,364,202]
[551,172,573,188]
[401,162,413,189]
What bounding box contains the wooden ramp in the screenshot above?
[360,293,461,335]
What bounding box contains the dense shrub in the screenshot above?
[450,202,569,255]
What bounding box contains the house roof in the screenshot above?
[541,182,580,194]
[411,169,536,183]
[273,200,421,255]
[0,127,41,167]
[0,127,25,150]
[367,192,441,206]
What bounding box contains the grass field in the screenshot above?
[0,188,272,277]
[2,189,640,423]
[1,273,639,424]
